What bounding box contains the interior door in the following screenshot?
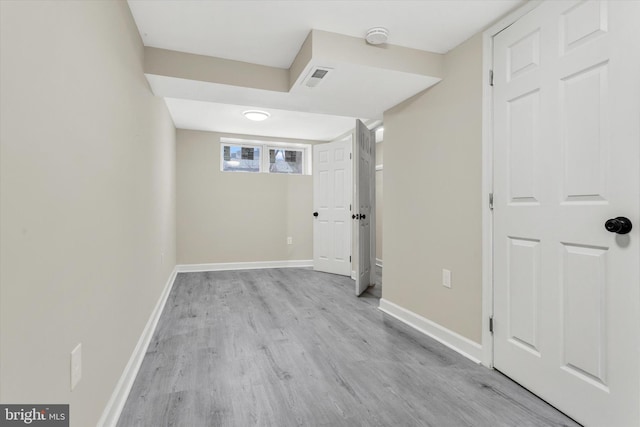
[313,137,352,276]
[355,120,375,295]
[493,1,640,425]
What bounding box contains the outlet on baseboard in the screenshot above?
[287,237,293,245]
[442,269,452,288]
[71,343,82,390]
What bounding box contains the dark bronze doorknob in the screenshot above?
[605,217,632,234]
[313,212,318,217]
[360,214,366,220]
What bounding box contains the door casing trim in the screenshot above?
[480,0,544,368]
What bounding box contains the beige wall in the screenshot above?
[312,30,444,78]
[0,2,176,426]
[177,129,318,264]
[145,47,289,92]
[383,34,483,343]
[375,142,383,262]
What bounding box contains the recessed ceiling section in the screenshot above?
[165,98,358,141]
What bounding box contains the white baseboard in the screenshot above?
[378,298,482,364]
[375,258,383,268]
[351,270,356,280]
[97,267,178,427]
[176,259,313,273]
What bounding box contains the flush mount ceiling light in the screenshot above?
[243,110,270,121]
[366,27,389,45]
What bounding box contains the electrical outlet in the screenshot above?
[71,343,82,390]
[442,269,452,288]
[287,237,293,245]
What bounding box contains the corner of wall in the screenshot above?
[380,30,485,346]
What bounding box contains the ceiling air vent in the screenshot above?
[303,66,332,88]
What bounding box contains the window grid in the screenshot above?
[220,141,311,175]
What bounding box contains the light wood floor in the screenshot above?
[117,268,579,427]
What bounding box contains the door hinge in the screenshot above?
[489,69,494,86]
[489,193,494,211]
[350,153,352,160]
[489,316,494,334]
[350,204,352,211]
[349,256,352,262]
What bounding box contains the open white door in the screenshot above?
[355,120,375,296]
[313,137,352,276]
[493,1,640,425]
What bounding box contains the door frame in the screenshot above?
[480,0,544,368]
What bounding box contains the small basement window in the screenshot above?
[220,138,311,175]
[221,144,261,173]
[268,148,304,174]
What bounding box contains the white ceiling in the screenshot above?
[128,0,524,69]
[127,0,525,141]
[165,98,358,141]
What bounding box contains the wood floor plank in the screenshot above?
[117,268,580,427]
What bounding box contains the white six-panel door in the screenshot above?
[313,138,352,276]
[355,120,375,296]
[493,1,640,425]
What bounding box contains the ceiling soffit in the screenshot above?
[144,30,443,120]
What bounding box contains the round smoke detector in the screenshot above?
[366,27,389,45]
